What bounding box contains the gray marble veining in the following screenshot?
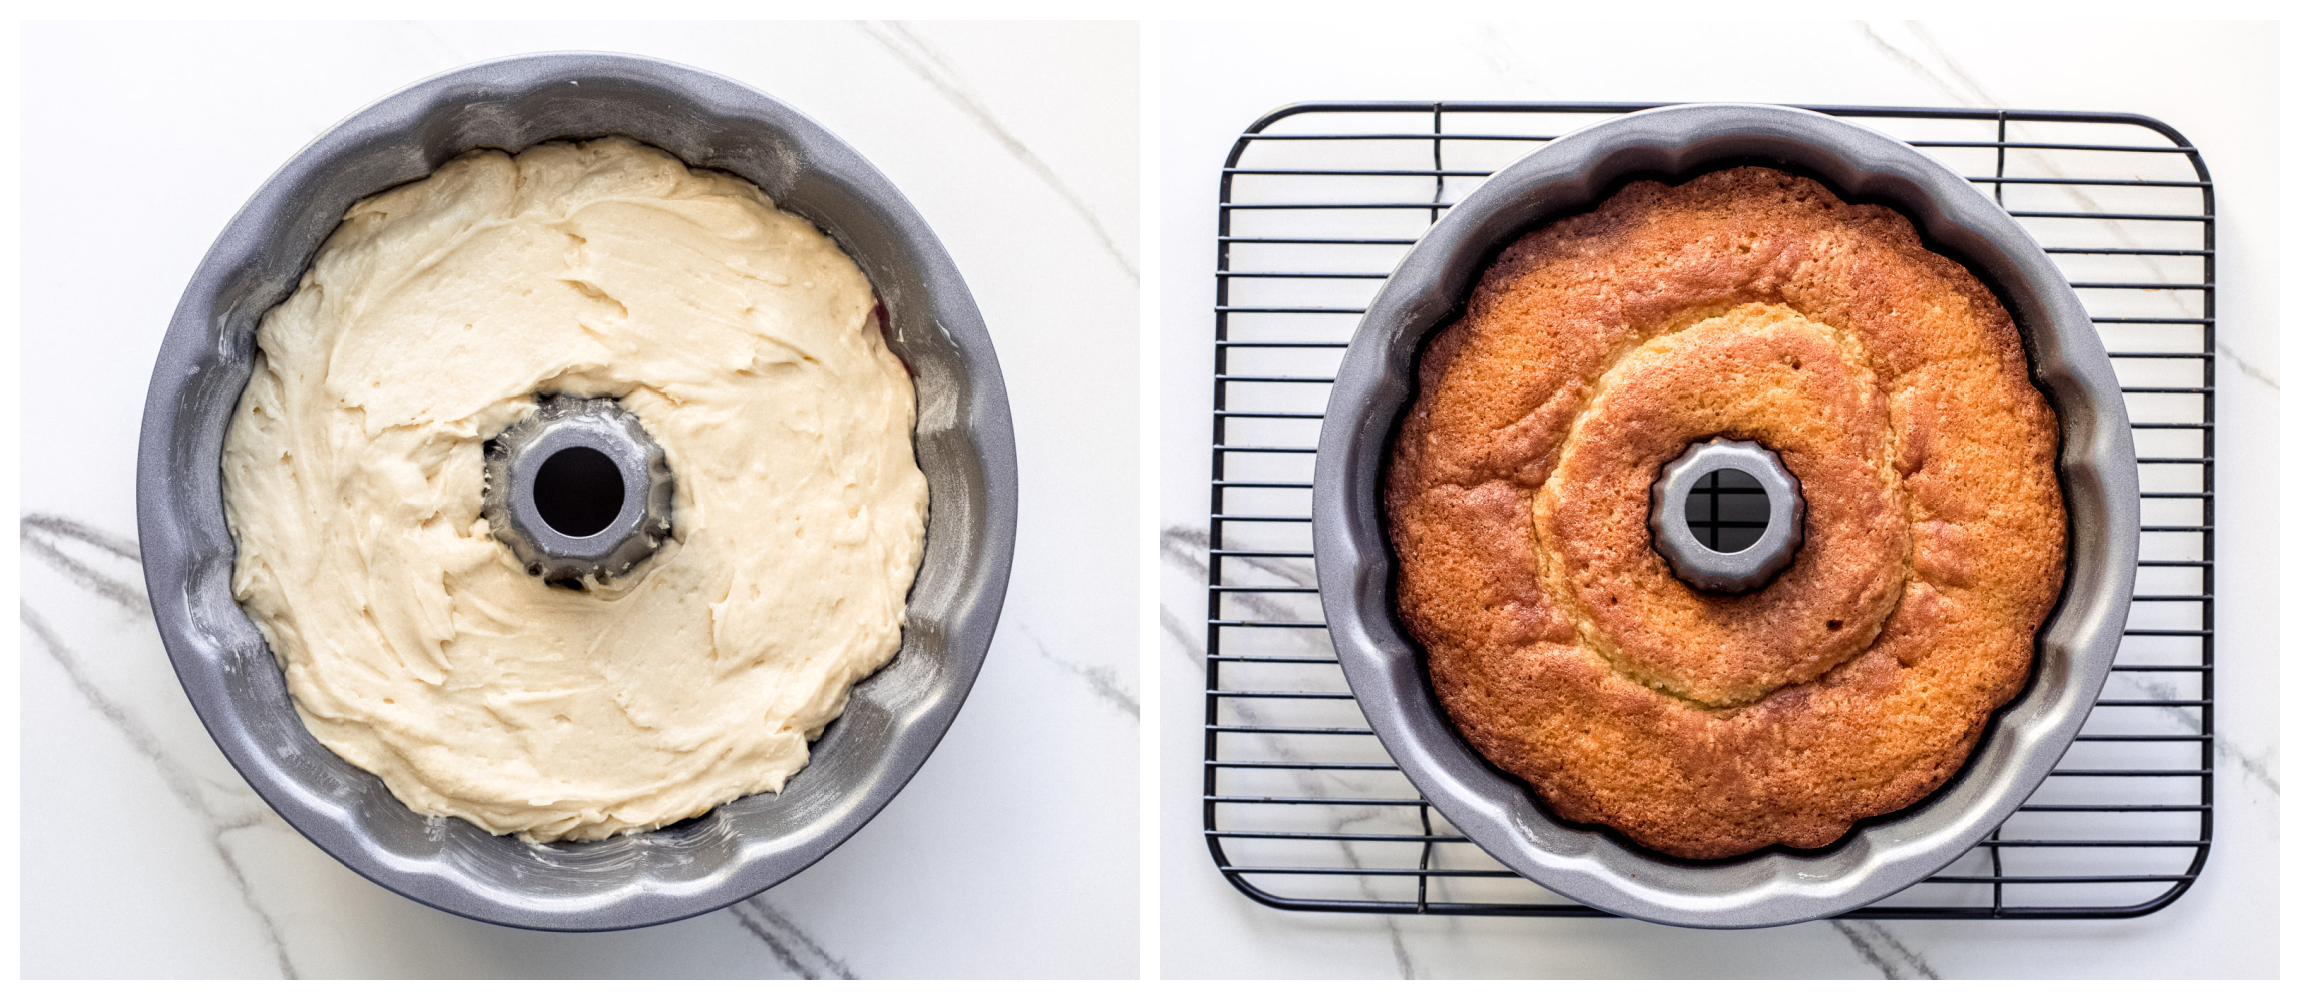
[727,898,858,980]
[859,20,1140,281]
[22,514,145,612]
[1829,920,1940,980]
[1160,525,1428,978]
[1862,22,2278,397]
[23,514,302,978]
[1857,22,1989,108]
[1015,624,1140,718]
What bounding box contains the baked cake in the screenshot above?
[1383,165,2067,859]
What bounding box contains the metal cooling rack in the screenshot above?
[1203,103,2214,920]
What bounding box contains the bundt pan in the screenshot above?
[1313,104,2138,928]
[137,53,1017,931]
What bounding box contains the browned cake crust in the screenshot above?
[1384,166,2066,859]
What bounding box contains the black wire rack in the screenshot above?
[1202,103,2214,920]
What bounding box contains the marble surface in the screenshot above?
[21,21,1139,978]
[1154,20,2279,978]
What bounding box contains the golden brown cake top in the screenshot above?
[1384,165,2066,859]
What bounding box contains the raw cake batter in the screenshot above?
[221,138,928,842]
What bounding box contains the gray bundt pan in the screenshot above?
[137,53,1017,931]
[1313,104,2138,928]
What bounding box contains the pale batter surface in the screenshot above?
[222,138,928,842]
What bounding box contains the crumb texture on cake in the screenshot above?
[1384,166,2066,860]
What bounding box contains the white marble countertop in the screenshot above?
[21,21,1139,978]
[1154,20,2279,978]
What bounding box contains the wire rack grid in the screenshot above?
[1202,103,2214,920]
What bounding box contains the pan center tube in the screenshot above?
[1648,438,1804,594]
[483,395,674,586]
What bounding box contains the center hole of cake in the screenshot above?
[1682,468,1770,553]
[533,446,625,538]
